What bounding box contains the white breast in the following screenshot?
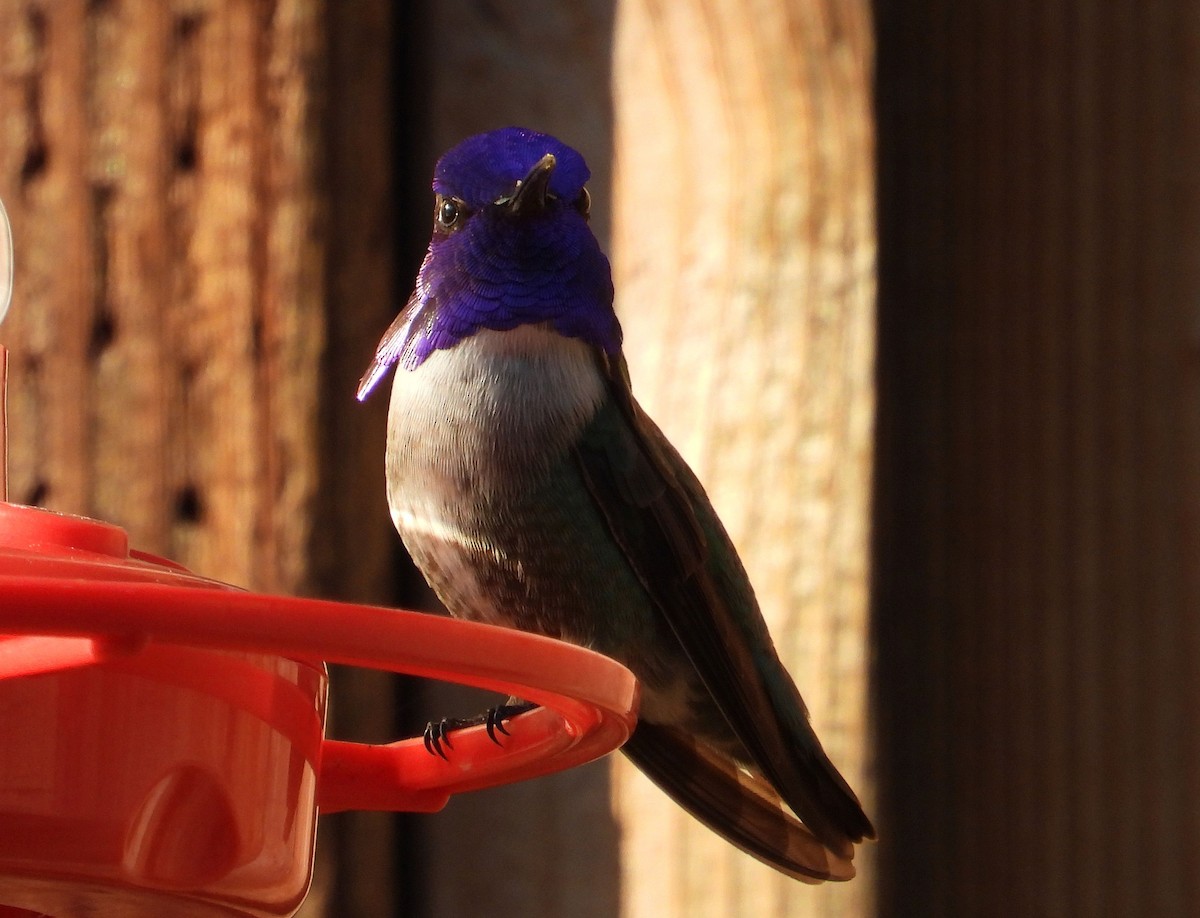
[386,324,606,473]
[383,325,607,620]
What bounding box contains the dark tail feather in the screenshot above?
[757,677,876,854]
[621,723,856,883]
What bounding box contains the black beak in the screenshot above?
[505,153,556,216]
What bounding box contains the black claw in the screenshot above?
[422,718,460,759]
[485,710,507,744]
[485,702,537,745]
[419,703,539,755]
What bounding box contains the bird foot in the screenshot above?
[422,701,539,759]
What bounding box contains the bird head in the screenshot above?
[357,127,620,398]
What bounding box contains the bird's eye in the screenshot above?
[435,196,467,232]
[575,187,591,219]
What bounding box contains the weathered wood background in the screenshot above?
[0,0,327,592]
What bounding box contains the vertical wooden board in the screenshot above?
[0,0,325,590]
[315,0,398,605]
[314,3,404,914]
[874,1,1200,914]
[427,1,617,247]
[611,1,876,915]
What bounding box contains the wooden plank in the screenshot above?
[611,1,876,915]
[312,1,402,915]
[874,1,1200,914]
[0,0,325,590]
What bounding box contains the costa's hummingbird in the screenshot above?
[358,127,874,881]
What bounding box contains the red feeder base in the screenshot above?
[0,502,639,917]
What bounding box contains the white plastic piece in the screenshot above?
[0,198,11,327]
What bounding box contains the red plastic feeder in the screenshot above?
[0,210,639,916]
[0,502,639,917]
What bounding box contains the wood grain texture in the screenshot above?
[0,0,324,595]
[611,1,876,915]
[874,2,1200,915]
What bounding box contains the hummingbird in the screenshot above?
[358,127,874,881]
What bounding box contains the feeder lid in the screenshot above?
[0,500,640,812]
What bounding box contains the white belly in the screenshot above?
[383,325,606,623]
